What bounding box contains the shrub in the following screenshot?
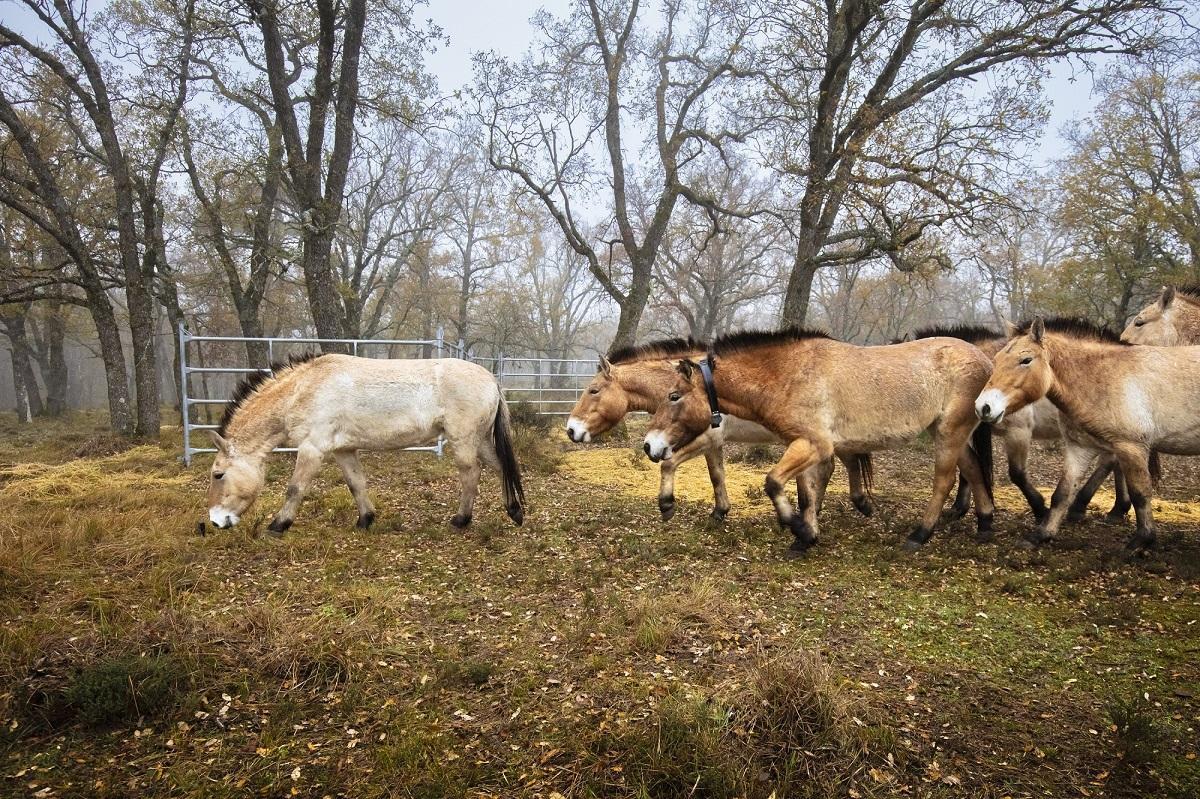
[66,654,184,727]
[1108,693,1160,768]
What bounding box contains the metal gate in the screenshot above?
[178,324,601,465]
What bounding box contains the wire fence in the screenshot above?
[179,324,599,465]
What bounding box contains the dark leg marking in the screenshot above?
[948,474,970,519]
[975,511,994,543]
[267,517,293,537]
[356,511,375,530]
[659,494,676,521]
[1009,464,1048,521]
[851,494,875,517]
[449,513,473,529]
[1124,490,1156,551]
[903,524,932,552]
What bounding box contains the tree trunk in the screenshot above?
[38,300,68,416]
[607,254,655,353]
[2,309,42,421]
[780,236,822,327]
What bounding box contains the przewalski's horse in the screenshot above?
[1123,284,1200,346]
[976,317,1200,550]
[643,329,995,554]
[205,353,525,534]
[566,339,876,522]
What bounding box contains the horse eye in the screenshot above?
[669,392,681,402]
[589,388,600,395]
[1134,319,1145,327]
[213,472,225,480]
[1019,357,1033,366]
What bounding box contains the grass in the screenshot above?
[0,411,1198,797]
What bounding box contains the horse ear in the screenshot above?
[1030,316,1045,344]
[598,355,613,377]
[1002,318,1019,339]
[1161,285,1176,310]
[208,430,230,454]
[676,358,696,380]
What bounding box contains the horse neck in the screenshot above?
[225,373,298,454]
[1043,335,1125,410]
[708,353,776,422]
[617,361,695,412]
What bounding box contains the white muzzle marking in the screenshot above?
[208,506,240,529]
[566,415,592,443]
[975,388,1008,424]
[644,430,672,462]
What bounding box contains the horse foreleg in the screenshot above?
[764,437,828,555]
[1107,461,1133,522]
[1066,457,1114,522]
[956,448,995,542]
[948,473,971,520]
[655,431,720,521]
[905,436,964,551]
[793,458,835,545]
[1029,442,1101,546]
[268,445,325,536]
[450,446,483,529]
[333,450,376,529]
[1111,444,1156,550]
[657,457,679,521]
[1003,427,1046,521]
[703,448,731,522]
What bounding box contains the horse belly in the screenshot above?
[722,416,780,444]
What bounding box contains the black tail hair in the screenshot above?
[971,422,994,503]
[854,453,874,504]
[492,398,526,526]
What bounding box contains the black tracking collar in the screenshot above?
[698,355,722,428]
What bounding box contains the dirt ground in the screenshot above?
[0,412,1197,798]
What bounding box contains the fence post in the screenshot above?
[436,326,444,357]
[457,338,465,360]
[178,322,191,466]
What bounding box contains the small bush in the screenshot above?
[438,658,495,689]
[731,443,778,466]
[66,654,184,727]
[507,401,552,431]
[1107,693,1160,767]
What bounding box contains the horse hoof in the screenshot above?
[946,505,970,521]
[266,518,292,537]
[709,508,729,524]
[1104,511,1130,524]
[901,538,924,553]
[1124,535,1155,552]
[356,512,376,530]
[974,529,995,544]
[1066,510,1087,524]
[659,498,676,521]
[851,497,875,517]
[449,514,472,529]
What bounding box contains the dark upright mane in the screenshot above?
[607,337,704,364]
[1173,283,1200,305]
[913,324,1001,344]
[1016,317,1127,345]
[711,327,832,356]
[217,351,324,436]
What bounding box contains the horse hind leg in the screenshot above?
[268,444,326,536]
[906,422,973,551]
[1029,443,1101,547]
[1111,444,1156,550]
[1004,427,1047,521]
[1066,457,1114,523]
[450,443,483,529]
[333,450,376,529]
[1107,462,1133,522]
[956,448,995,542]
[763,437,829,556]
[704,447,731,522]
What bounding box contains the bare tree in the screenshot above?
[758,0,1170,326]
[474,0,765,352]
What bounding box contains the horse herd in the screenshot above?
[203,285,1200,557]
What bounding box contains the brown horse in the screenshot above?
[976,317,1200,550]
[566,339,876,521]
[1123,284,1200,346]
[643,329,994,554]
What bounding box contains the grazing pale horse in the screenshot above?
[565,338,876,522]
[205,353,524,534]
[976,317,1200,550]
[643,329,995,555]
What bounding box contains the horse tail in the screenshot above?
[854,453,874,503]
[491,393,526,526]
[971,421,994,502]
[1148,450,1162,486]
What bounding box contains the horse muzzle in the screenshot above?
[208,506,240,529]
[565,416,592,443]
[974,389,1007,425]
[643,431,672,463]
